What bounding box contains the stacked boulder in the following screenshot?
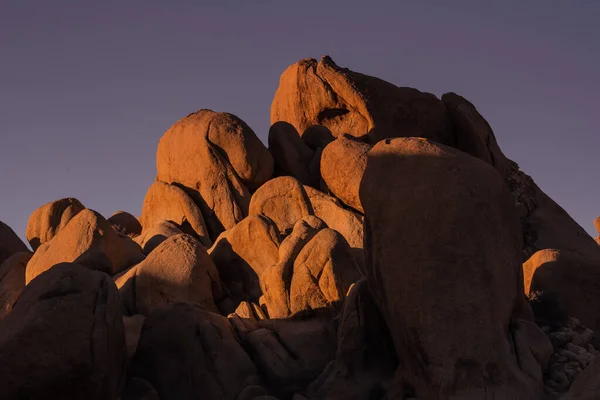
[0,55,599,399]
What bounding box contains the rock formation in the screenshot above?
[1,55,598,399]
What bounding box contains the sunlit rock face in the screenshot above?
[1,56,599,399]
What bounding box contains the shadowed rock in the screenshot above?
[360,137,548,398]
[134,220,184,255]
[0,263,126,399]
[130,303,264,400]
[0,252,31,321]
[0,221,29,265]
[268,121,317,186]
[108,210,142,238]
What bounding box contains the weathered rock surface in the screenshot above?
[26,209,144,283]
[209,215,281,304]
[360,137,548,398]
[135,234,223,315]
[304,185,363,251]
[231,309,338,398]
[130,303,264,400]
[271,56,451,144]
[0,221,29,265]
[524,249,600,346]
[156,110,273,240]
[0,252,31,320]
[307,280,398,399]
[248,176,313,236]
[0,263,126,399]
[108,211,143,238]
[25,197,85,250]
[320,136,370,213]
[140,180,210,247]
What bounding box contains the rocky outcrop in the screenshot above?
[156,110,273,240]
[0,263,126,399]
[26,209,144,283]
[271,56,451,145]
[360,137,548,398]
[25,197,85,250]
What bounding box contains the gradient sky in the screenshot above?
[2,1,599,245]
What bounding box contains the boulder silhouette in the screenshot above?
[25,197,85,250]
[360,137,548,398]
[0,221,29,265]
[0,263,126,399]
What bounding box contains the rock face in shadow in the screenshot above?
[0,221,29,265]
[524,249,600,347]
[230,308,338,398]
[130,303,264,400]
[306,280,398,399]
[359,137,547,398]
[108,211,143,238]
[25,197,85,250]
[0,252,31,320]
[0,263,126,399]
[156,109,273,240]
[268,121,317,186]
[26,209,145,283]
[271,56,452,145]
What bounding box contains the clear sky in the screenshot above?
[1,1,599,245]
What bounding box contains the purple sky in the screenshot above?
[2,1,599,245]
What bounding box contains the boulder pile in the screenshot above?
[1,56,599,399]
